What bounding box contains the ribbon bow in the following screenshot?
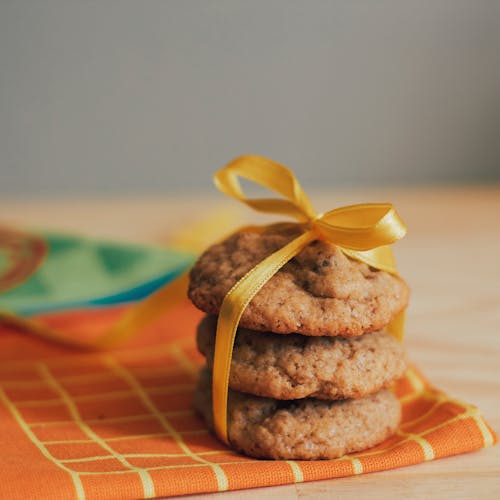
[211,155,407,444]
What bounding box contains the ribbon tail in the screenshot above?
[386,309,406,342]
[341,245,404,341]
[212,230,317,444]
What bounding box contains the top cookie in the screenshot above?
[188,225,409,336]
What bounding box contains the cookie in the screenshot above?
[188,226,409,337]
[197,315,407,400]
[194,367,401,460]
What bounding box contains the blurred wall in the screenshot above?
[1,0,499,196]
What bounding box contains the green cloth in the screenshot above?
[0,231,194,316]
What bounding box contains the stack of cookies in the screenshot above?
[188,225,409,460]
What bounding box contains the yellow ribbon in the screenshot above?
[211,155,407,444]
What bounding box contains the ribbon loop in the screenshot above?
[214,155,317,222]
[314,203,407,251]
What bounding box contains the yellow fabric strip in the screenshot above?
[93,273,189,349]
[0,273,189,350]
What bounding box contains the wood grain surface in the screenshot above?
[1,185,499,499]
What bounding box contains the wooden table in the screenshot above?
[1,186,499,499]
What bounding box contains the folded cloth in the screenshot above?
[0,301,496,499]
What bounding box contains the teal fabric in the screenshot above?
[0,231,194,316]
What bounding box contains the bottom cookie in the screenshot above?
[194,367,401,460]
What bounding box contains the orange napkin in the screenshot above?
[0,302,496,499]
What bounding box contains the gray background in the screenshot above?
[1,0,499,196]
